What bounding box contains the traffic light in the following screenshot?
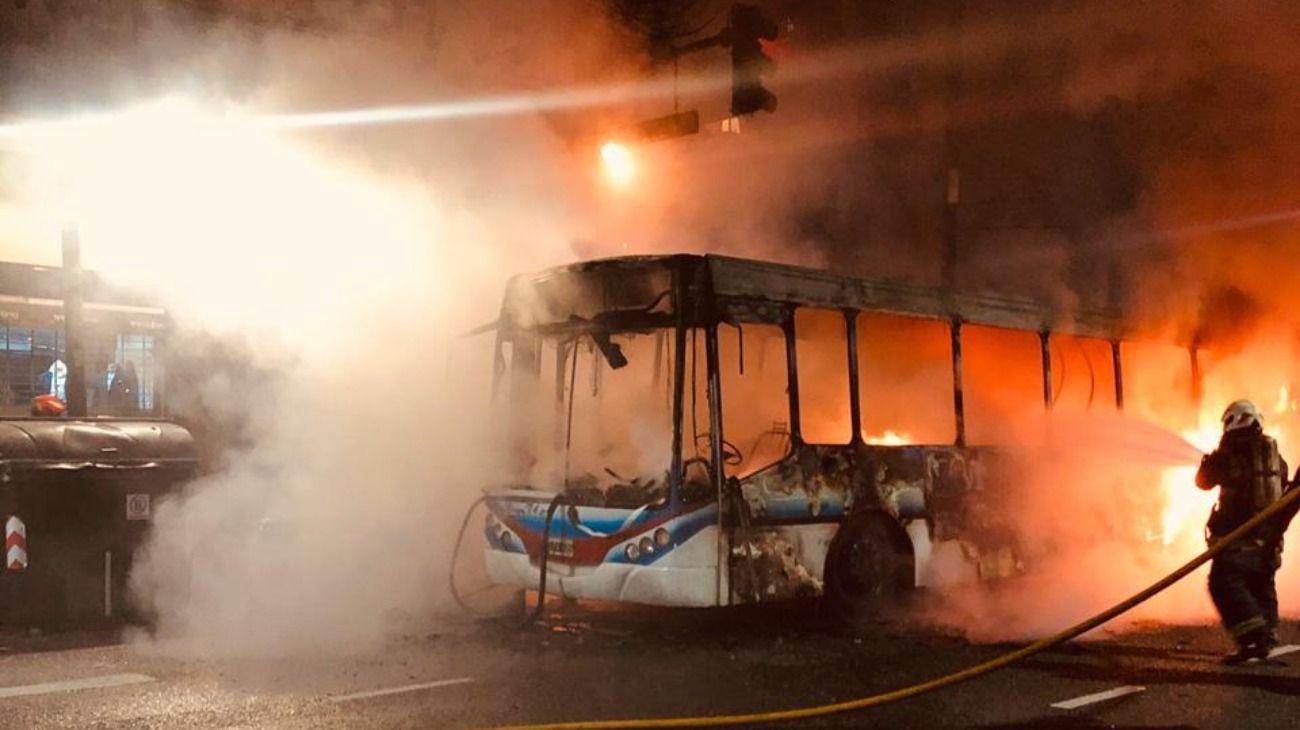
[728,3,778,116]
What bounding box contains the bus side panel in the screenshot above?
[728,523,837,603]
[919,446,1024,582]
[734,443,1024,597]
[732,446,856,603]
[737,447,855,524]
[617,525,722,606]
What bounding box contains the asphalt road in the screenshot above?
[0,600,1298,729]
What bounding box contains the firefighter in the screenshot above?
[1196,399,1290,664]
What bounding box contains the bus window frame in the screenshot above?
[490,267,694,508]
[711,319,796,478]
[489,254,1172,515]
[786,306,858,447]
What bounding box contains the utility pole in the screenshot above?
[940,1,963,290]
[61,225,86,417]
[942,166,960,289]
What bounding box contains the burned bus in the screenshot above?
[480,254,1141,619]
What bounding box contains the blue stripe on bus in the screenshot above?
[604,504,718,566]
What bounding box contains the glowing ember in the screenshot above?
[1275,385,1297,415]
[1158,465,1212,547]
[865,430,911,445]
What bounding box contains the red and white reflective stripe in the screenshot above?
[5,516,27,571]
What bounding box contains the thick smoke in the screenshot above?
[0,0,655,655]
[766,2,1300,641]
[2,0,1300,652]
[918,412,1204,641]
[920,338,1300,643]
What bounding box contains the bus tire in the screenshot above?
[822,513,914,626]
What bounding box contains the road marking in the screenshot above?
[330,677,474,703]
[1051,685,1146,710]
[1269,644,1300,659]
[0,673,155,699]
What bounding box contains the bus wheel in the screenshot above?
[823,514,913,626]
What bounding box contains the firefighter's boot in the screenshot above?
[1222,627,1276,665]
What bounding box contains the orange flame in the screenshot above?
[865,430,912,445]
[1156,385,1296,549]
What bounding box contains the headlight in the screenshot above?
[499,531,514,549]
[639,537,655,556]
[624,543,640,561]
[654,528,671,548]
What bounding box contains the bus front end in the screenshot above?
[479,256,728,608]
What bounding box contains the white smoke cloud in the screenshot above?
[3,0,1299,658]
[0,2,641,655]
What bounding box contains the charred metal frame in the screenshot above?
[704,323,726,604]
[1039,330,1054,410]
[670,274,689,503]
[492,253,1147,500]
[782,313,802,446]
[483,254,1219,607]
[1111,340,1125,409]
[705,328,725,475]
[784,307,863,447]
[950,318,966,447]
[845,311,862,442]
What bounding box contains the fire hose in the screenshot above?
[449,495,489,615]
[479,483,1300,730]
[449,492,569,626]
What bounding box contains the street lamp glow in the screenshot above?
[2,97,434,346]
[599,141,636,186]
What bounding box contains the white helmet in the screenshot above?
[1221,399,1262,432]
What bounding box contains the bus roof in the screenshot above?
[503,254,1129,342]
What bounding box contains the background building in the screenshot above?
[0,261,166,416]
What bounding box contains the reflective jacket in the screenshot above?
[1196,424,1288,542]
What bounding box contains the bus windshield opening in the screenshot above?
[505,329,677,507]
